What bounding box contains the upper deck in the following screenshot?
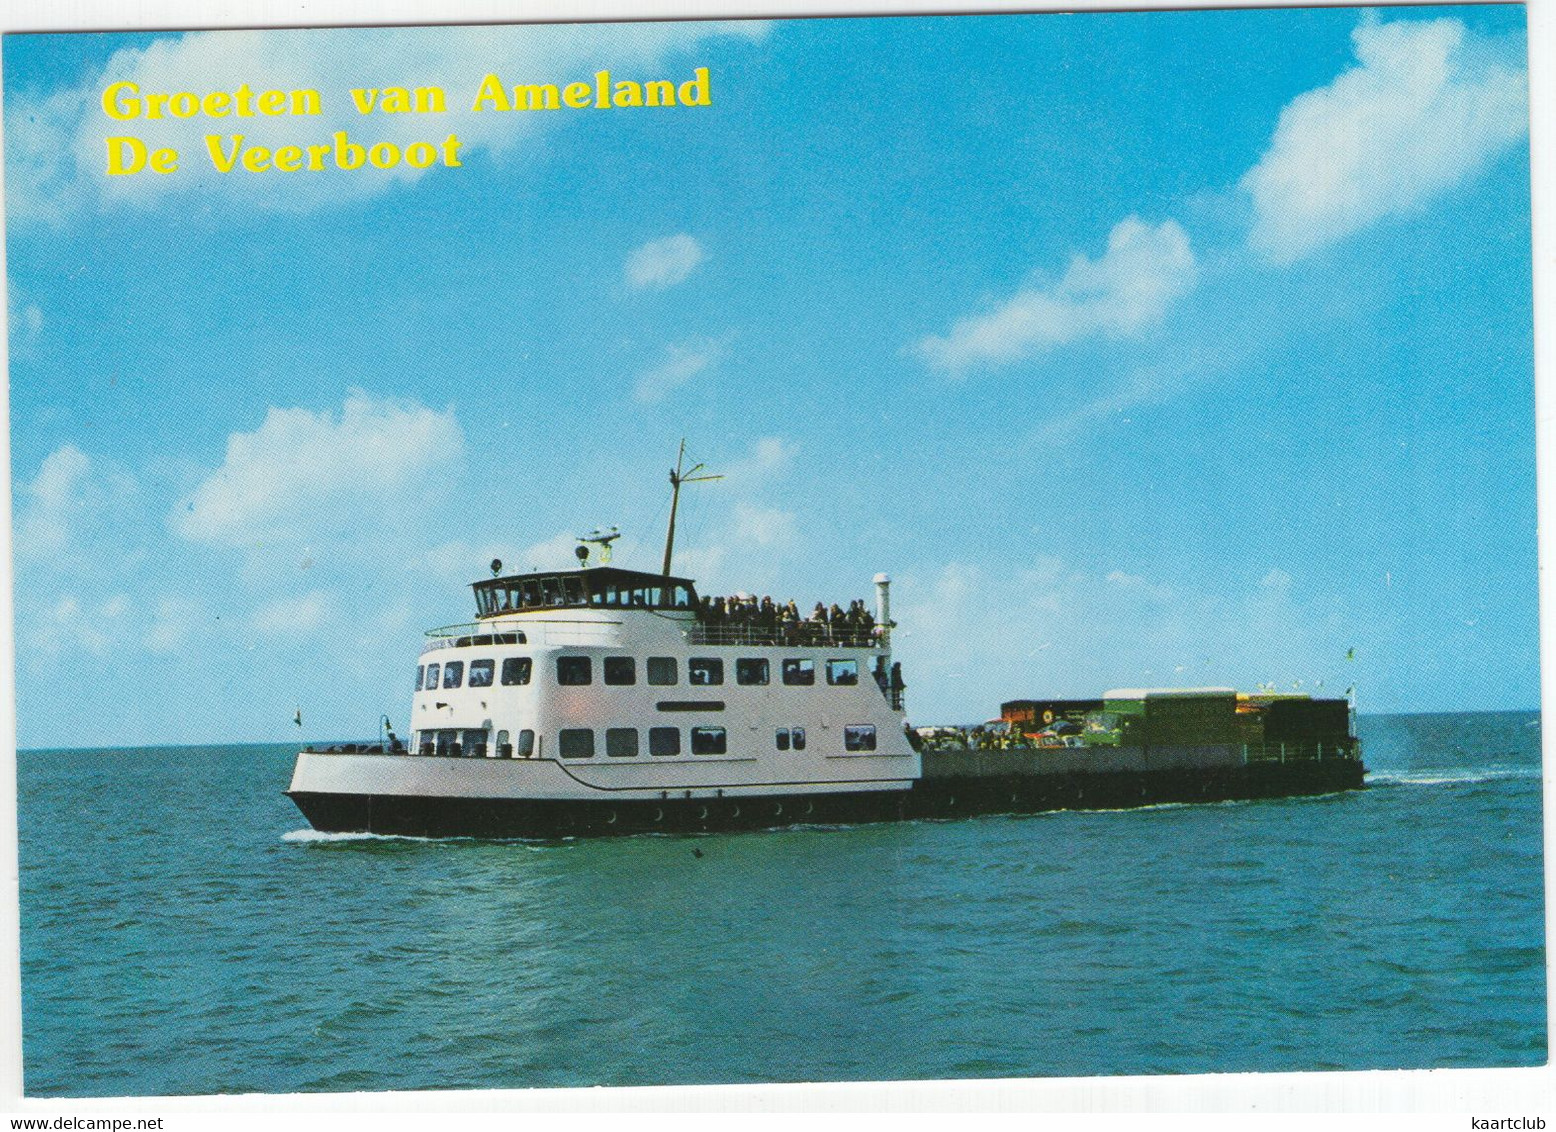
[469,565,882,649]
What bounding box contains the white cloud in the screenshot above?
[16,445,91,558]
[892,557,1351,723]
[633,335,730,403]
[731,502,796,548]
[916,217,1198,371]
[173,390,463,548]
[27,593,131,657]
[9,22,767,220]
[253,590,334,636]
[15,444,138,562]
[144,597,204,654]
[720,436,798,486]
[1242,17,1527,264]
[625,234,706,290]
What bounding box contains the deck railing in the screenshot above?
[423,618,624,649]
[915,735,1361,760]
[684,623,882,648]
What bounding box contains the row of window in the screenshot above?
[412,723,878,759]
[416,655,864,692]
[417,657,532,691]
[474,576,698,616]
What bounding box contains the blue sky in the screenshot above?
[3,7,1536,747]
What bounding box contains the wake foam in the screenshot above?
[1366,767,1541,787]
[281,828,427,843]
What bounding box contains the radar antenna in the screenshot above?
[662,439,722,576]
[577,527,621,567]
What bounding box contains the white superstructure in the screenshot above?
[288,563,917,814]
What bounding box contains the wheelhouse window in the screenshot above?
[606,728,639,758]
[516,729,535,758]
[559,729,595,759]
[476,572,626,615]
[424,662,440,691]
[496,730,512,758]
[415,665,425,691]
[649,727,681,756]
[604,657,637,686]
[736,658,770,686]
[463,729,489,758]
[690,726,727,755]
[844,725,877,752]
[826,659,859,686]
[443,661,464,689]
[647,657,678,686]
[688,658,724,686]
[468,659,494,688]
[556,656,592,686]
[501,657,532,686]
[782,658,815,686]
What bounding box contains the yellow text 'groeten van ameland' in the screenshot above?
[98,68,713,176]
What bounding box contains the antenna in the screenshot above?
[662,439,722,576]
[577,527,621,567]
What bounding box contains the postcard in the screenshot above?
[2,0,1546,1111]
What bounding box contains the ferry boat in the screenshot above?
[286,449,1365,838]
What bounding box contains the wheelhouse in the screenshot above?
[473,566,699,618]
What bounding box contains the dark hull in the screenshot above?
[287,757,1365,839]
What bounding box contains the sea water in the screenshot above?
[16,712,1547,1096]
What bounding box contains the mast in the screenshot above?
[661,439,722,576]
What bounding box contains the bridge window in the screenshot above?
[606,727,639,758]
[737,658,770,685]
[782,659,815,686]
[647,657,678,685]
[497,729,512,758]
[649,726,680,756]
[556,656,592,686]
[826,659,859,686]
[559,729,594,758]
[844,725,877,752]
[516,729,535,758]
[468,659,494,688]
[690,726,727,755]
[689,657,724,686]
[435,730,454,757]
[463,729,489,758]
[501,657,532,686]
[443,661,464,689]
[415,665,425,691]
[424,662,440,691]
[604,657,637,686]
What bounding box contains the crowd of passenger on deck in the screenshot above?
[697,593,878,646]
